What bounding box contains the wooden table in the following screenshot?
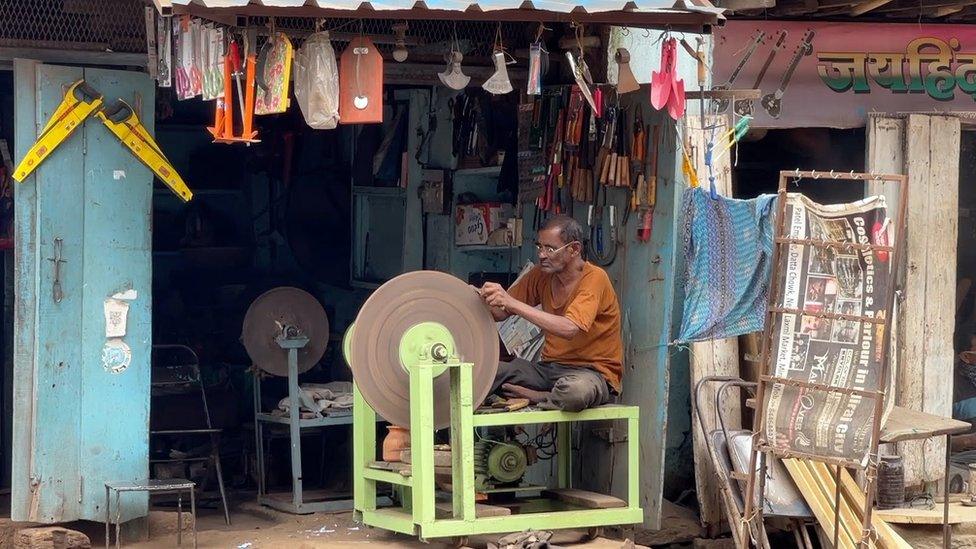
[879,406,971,548]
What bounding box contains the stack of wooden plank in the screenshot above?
[782,458,911,549]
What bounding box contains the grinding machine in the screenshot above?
[243,287,388,514]
[347,270,643,542]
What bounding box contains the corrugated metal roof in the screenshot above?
[170,0,707,10]
[164,0,724,32]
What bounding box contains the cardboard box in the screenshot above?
[455,203,514,246]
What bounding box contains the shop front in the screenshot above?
[2,0,729,542]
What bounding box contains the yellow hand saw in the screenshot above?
[97,101,193,202]
[13,80,103,182]
[13,80,192,202]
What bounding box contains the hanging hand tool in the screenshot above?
[538,105,565,214]
[228,38,247,127]
[681,135,700,188]
[600,105,618,185]
[625,108,646,225]
[651,37,685,119]
[615,107,629,188]
[97,100,193,202]
[597,104,614,185]
[639,125,659,243]
[209,29,259,144]
[565,87,585,202]
[13,80,104,182]
[713,115,753,165]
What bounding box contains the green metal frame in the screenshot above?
[352,354,643,540]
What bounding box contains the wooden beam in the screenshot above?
[774,0,849,14]
[929,0,976,16]
[782,459,856,548]
[716,0,776,11]
[772,0,822,13]
[947,4,976,18]
[686,115,741,536]
[0,47,146,68]
[151,0,172,17]
[685,89,761,100]
[877,0,959,13]
[849,0,895,15]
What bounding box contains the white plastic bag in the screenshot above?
[294,31,340,129]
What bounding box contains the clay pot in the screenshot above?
[382,425,410,462]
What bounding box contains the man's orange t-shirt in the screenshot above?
[508,262,623,392]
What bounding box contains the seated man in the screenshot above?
[479,214,623,412]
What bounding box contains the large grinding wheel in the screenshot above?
[242,287,330,376]
[350,271,499,429]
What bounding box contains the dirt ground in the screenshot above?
[109,503,648,549]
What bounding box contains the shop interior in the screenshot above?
[0,17,679,520]
[150,19,538,513]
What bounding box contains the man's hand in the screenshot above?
[479,282,514,311]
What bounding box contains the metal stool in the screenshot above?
[104,479,196,548]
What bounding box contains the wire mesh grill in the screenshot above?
[0,1,532,60]
[0,0,146,52]
[251,17,530,59]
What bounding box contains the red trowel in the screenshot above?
[650,38,685,120]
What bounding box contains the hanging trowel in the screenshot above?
[651,38,677,111]
[482,51,513,95]
[438,50,470,90]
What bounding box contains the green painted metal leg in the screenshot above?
[353,383,377,515]
[557,423,572,488]
[410,365,436,532]
[627,415,639,506]
[450,363,476,521]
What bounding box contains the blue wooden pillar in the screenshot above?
[12,61,153,524]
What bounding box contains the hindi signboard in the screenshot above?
[762,194,895,464]
[713,22,976,128]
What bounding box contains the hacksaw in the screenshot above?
[97,101,193,202]
[13,80,104,182]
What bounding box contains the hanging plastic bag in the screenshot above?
[293,31,340,129]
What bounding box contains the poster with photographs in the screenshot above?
[761,193,894,465]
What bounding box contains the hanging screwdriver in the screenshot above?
[228,37,246,124]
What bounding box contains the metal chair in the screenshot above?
[150,344,230,525]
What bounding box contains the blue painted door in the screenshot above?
[12,61,153,523]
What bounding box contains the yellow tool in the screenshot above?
[13,80,104,182]
[14,80,193,202]
[682,144,700,188]
[97,101,193,202]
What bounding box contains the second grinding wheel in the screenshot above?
[242,286,330,376]
[350,271,499,429]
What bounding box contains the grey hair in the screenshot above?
[542,214,584,246]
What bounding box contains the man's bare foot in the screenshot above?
[501,383,549,404]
